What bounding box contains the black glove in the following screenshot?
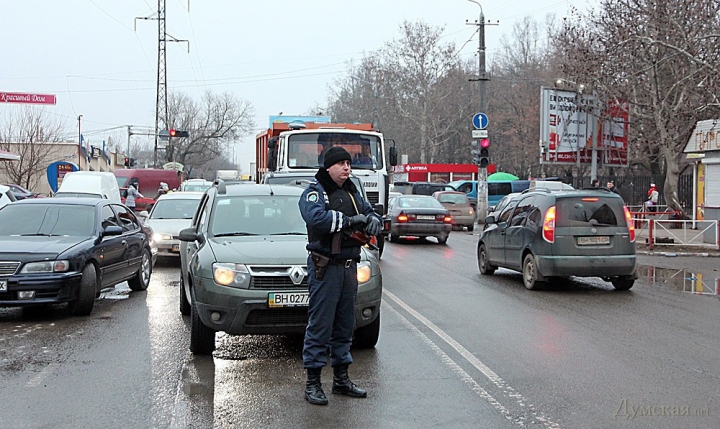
[348,214,368,227]
[364,216,381,236]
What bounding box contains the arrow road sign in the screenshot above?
[472,113,489,130]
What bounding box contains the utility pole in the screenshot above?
[77,115,83,170]
[136,0,188,168]
[466,1,497,224]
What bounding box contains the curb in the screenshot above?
[636,250,720,257]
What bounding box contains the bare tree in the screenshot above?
[165,90,255,174]
[554,0,720,211]
[0,106,65,190]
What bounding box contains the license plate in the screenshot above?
[268,292,309,308]
[171,244,180,252]
[577,236,610,245]
[417,215,435,220]
[0,279,6,292]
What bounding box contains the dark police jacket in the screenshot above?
[299,169,380,260]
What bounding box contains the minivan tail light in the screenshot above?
[543,206,556,243]
[623,206,636,242]
[581,197,599,202]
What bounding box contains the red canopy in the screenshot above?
[0,149,20,161]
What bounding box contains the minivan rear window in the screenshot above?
[488,183,512,196]
[555,197,626,227]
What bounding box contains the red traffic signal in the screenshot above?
[124,157,130,167]
[480,138,490,149]
[169,129,189,138]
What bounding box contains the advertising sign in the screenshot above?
[601,99,630,166]
[539,87,600,165]
[1,92,57,105]
[46,161,78,193]
[268,115,331,128]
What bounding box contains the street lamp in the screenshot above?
[350,74,379,131]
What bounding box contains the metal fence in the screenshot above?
[565,173,694,210]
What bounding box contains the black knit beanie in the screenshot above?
[323,146,352,169]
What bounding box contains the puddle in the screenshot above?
[637,265,720,297]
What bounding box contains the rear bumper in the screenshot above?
[536,254,637,277]
[391,223,452,238]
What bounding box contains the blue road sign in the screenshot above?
[472,113,489,130]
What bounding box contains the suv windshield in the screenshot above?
[555,197,626,227]
[210,195,305,236]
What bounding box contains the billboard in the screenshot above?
[601,99,629,166]
[0,92,56,105]
[539,87,600,165]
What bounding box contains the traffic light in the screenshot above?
[129,158,137,167]
[124,157,130,167]
[478,138,490,168]
[169,129,189,138]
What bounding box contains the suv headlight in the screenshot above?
[21,260,70,274]
[357,261,372,284]
[212,262,251,288]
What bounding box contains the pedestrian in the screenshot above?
[591,179,599,188]
[647,183,659,212]
[125,182,143,212]
[606,181,620,195]
[298,146,382,406]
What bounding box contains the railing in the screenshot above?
[631,213,720,251]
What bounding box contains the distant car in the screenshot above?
[178,182,382,354]
[477,188,637,290]
[0,184,17,210]
[179,179,213,193]
[432,190,475,231]
[144,192,203,258]
[392,181,456,196]
[0,198,153,315]
[385,195,452,244]
[5,184,35,200]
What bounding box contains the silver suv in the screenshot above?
[477,188,637,290]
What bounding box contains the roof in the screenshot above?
[156,191,203,201]
[218,183,304,197]
[15,197,106,206]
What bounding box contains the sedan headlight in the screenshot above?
[357,261,372,284]
[153,233,172,242]
[21,260,70,274]
[212,262,251,288]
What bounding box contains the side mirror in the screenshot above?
[179,227,204,244]
[373,203,384,216]
[484,215,496,225]
[389,145,398,167]
[103,225,123,237]
[267,137,278,171]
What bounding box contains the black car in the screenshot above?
[0,198,153,315]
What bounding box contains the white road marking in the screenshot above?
[25,363,59,388]
[383,291,561,428]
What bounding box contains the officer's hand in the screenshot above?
[364,216,381,236]
[348,214,368,227]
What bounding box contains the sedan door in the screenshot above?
[96,204,128,287]
[111,204,145,278]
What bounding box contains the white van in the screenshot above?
[54,171,122,203]
[0,184,17,210]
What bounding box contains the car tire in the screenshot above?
[387,232,395,243]
[611,276,635,290]
[70,264,97,316]
[353,312,380,349]
[523,253,542,290]
[377,235,385,259]
[179,273,190,316]
[128,248,152,291]
[190,300,216,355]
[477,244,496,275]
[467,224,474,232]
[437,232,449,244]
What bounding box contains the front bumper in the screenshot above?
[0,272,83,307]
[194,272,382,336]
[155,239,181,257]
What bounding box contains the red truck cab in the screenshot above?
[114,169,183,211]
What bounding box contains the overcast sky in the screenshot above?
[1,0,594,174]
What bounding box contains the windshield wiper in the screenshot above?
[20,233,59,237]
[213,232,258,237]
[268,232,306,235]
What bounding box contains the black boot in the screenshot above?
[331,364,367,398]
[304,368,328,405]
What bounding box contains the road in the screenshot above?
[1,235,719,428]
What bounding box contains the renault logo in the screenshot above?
[289,266,306,285]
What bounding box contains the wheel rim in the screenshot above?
[479,248,487,270]
[141,252,151,285]
[524,258,535,285]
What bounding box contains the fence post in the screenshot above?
[649,218,654,251]
[717,220,719,251]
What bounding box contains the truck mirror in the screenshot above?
[389,145,398,167]
[268,137,278,171]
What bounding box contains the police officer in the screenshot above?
[298,146,382,406]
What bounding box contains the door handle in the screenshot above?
[121,240,128,246]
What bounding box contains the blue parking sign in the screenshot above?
[472,113,489,130]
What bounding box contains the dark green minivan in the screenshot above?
[477,188,637,290]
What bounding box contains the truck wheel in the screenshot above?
[353,312,380,349]
[190,300,216,355]
[69,264,97,316]
[128,248,152,291]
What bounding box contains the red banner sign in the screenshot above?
[0,92,57,105]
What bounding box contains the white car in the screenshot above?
[144,192,203,258]
[0,184,17,210]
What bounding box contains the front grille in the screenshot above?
[0,261,21,276]
[366,191,379,205]
[245,308,308,326]
[248,265,308,290]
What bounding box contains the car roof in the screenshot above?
[217,183,304,197]
[14,197,105,207]
[156,191,203,200]
[434,190,465,196]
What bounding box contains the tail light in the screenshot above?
[542,206,556,243]
[623,206,636,242]
[397,212,408,223]
[443,215,452,223]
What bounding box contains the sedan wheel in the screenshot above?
[190,300,216,355]
[69,264,97,316]
[128,248,152,291]
[179,272,190,316]
[611,276,635,290]
[467,224,474,232]
[477,244,496,275]
[522,253,542,290]
[437,232,449,244]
